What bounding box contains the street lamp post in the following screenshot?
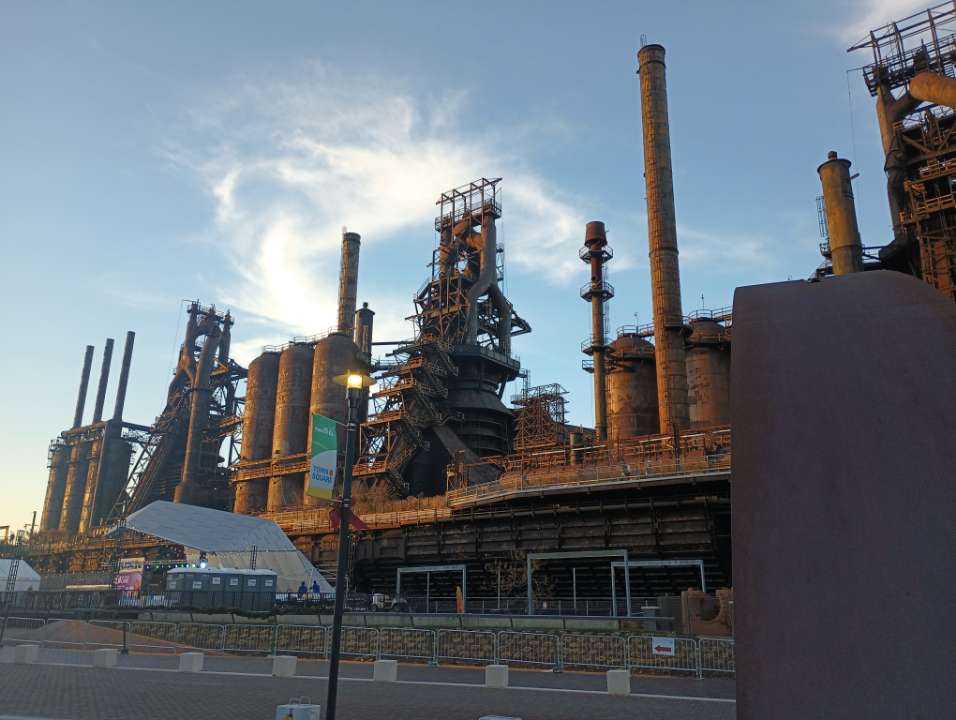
[325,372,366,720]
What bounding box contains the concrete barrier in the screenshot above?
[485,664,509,688]
[92,648,118,668]
[178,651,204,672]
[272,655,297,677]
[13,644,39,664]
[373,659,398,682]
[274,703,321,719]
[606,669,630,695]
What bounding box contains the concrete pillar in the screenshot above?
[373,658,398,681]
[638,43,689,434]
[485,664,509,688]
[818,151,864,276]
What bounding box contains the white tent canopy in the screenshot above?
[113,501,331,593]
[0,559,41,591]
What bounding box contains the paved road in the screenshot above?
[0,649,736,720]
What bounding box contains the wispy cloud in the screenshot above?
[841,0,931,43]
[167,62,589,362]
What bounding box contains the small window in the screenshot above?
[211,577,221,585]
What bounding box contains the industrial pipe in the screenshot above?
[638,43,689,434]
[175,324,222,505]
[580,221,612,441]
[112,331,135,422]
[353,302,375,356]
[818,151,864,275]
[92,338,114,423]
[73,345,95,428]
[909,70,956,109]
[219,312,232,363]
[464,213,499,343]
[337,232,361,336]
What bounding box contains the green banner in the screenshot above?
[308,413,337,500]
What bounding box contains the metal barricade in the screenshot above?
[178,623,226,651]
[627,634,700,676]
[378,627,436,663]
[332,626,379,658]
[560,633,626,670]
[223,624,276,653]
[2,616,47,642]
[698,637,735,675]
[437,629,497,665]
[277,624,327,658]
[496,631,559,669]
[127,621,181,647]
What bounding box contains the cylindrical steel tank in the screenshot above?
[607,333,659,440]
[60,440,91,536]
[638,43,690,434]
[268,342,314,511]
[91,437,133,527]
[39,441,70,532]
[817,151,864,275]
[306,333,359,506]
[685,318,731,428]
[234,350,279,514]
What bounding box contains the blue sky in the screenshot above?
[0,0,926,531]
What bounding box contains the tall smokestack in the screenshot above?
[73,345,95,428]
[337,230,361,335]
[638,43,689,434]
[92,338,114,423]
[818,151,864,275]
[112,331,135,422]
[353,302,375,356]
[580,221,613,441]
[353,301,375,424]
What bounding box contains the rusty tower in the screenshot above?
[579,221,613,441]
[850,2,956,299]
[638,43,690,433]
[354,178,530,497]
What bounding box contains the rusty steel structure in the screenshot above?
[353,178,530,497]
[850,2,956,298]
[638,43,690,434]
[511,383,570,452]
[605,328,658,440]
[817,151,865,275]
[27,42,751,597]
[579,221,613,441]
[231,229,371,513]
[38,303,246,547]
